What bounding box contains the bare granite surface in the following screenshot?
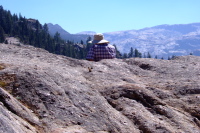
[0,42,200,133]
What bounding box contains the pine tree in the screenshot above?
[143,53,146,58]
[5,10,13,35]
[134,48,142,58]
[69,44,75,58]
[80,40,84,44]
[55,43,61,54]
[147,52,151,58]
[0,26,5,43]
[66,43,71,57]
[46,34,54,52]
[54,32,61,43]
[12,13,18,22]
[43,23,49,33]
[123,53,128,58]
[113,44,122,58]
[62,44,68,56]
[128,47,134,58]
[171,55,176,60]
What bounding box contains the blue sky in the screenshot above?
[1,0,200,34]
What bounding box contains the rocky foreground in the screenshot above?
[0,43,200,133]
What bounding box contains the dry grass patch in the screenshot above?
[0,63,6,70]
[0,73,16,90]
[0,81,7,87]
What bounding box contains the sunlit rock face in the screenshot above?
[0,43,200,133]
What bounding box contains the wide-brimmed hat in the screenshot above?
[89,33,109,44]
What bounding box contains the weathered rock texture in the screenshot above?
[0,43,200,133]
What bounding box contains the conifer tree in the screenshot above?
[134,48,142,58]
[171,55,176,60]
[143,53,147,58]
[128,47,134,58]
[147,52,151,58]
[54,32,61,43]
[80,40,84,44]
[86,36,92,51]
[62,44,68,56]
[5,10,13,35]
[123,53,128,58]
[0,26,5,43]
[43,23,49,33]
[113,44,122,59]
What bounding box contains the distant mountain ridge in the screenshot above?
[48,23,200,58]
[47,23,70,36]
[76,31,96,35]
[104,23,200,58]
[47,23,91,43]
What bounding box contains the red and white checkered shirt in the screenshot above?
[86,43,116,61]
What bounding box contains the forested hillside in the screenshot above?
[0,5,144,59]
[0,5,93,59]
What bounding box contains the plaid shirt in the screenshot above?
[86,43,116,61]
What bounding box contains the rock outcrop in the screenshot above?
[0,43,199,133]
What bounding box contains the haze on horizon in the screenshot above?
[0,0,200,34]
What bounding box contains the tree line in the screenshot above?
[0,5,153,60]
[114,46,155,59]
[0,5,91,59]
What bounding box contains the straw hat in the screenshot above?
[89,33,109,44]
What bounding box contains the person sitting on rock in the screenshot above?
[86,33,116,61]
